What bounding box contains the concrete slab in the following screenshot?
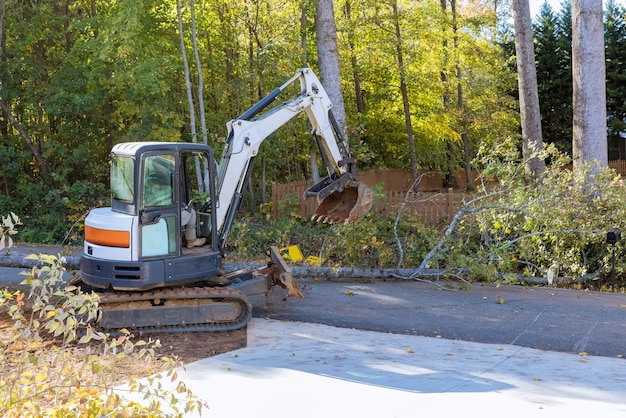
[120,318,626,417]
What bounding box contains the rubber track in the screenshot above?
[96,286,252,333]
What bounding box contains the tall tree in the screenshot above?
[572,0,607,172]
[512,0,546,179]
[302,2,320,184]
[439,0,457,189]
[450,0,474,191]
[392,0,419,188]
[343,1,365,114]
[315,0,348,134]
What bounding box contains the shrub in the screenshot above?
[227,211,438,269]
[0,246,207,415]
[7,179,107,246]
[437,141,626,288]
[319,213,438,269]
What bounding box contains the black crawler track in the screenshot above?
[94,286,252,333]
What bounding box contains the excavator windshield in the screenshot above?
[111,155,135,203]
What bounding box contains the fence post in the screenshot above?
[272,182,279,221]
[447,188,454,223]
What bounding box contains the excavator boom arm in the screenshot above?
[215,68,373,250]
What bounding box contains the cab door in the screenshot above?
[139,152,180,258]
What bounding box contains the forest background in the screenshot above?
[3,0,626,285]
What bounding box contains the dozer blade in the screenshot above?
[267,246,304,297]
[311,181,374,224]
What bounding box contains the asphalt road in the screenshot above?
[250,276,626,358]
[1,253,625,359]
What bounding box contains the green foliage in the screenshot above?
[605,0,626,159]
[320,214,438,269]
[227,216,330,260]
[436,140,626,288]
[227,211,438,269]
[533,2,573,155]
[9,179,107,245]
[277,193,305,221]
[0,0,520,244]
[0,253,207,416]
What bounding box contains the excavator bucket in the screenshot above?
[311,180,374,224]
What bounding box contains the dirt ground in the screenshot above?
[0,305,247,387]
[0,307,246,362]
[135,327,247,363]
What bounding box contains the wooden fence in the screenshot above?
[608,160,626,174]
[271,161,626,228]
[271,168,471,228]
[272,160,626,228]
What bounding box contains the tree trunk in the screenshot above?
[0,0,8,196]
[190,0,207,146]
[0,99,51,180]
[176,0,204,192]
[440,0,455,189]
[261,158,266,203]
[392,1,419,189]
[512,0,546,180]
[572,0,607,173]
[344,1,364,113]
[462,132,475,190]
[310,148,321,184]
[451,0,474,191]
[315,0,348,135]
[301,4,308,66]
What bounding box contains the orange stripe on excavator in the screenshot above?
[85,226,130,248]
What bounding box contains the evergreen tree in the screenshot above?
[554,0,573,155]
[534,2,570,153]
[605,0,626,159]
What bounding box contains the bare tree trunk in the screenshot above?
[302,2,319,183]
[0,99,51,180]
[462,132,475,190]
[189,0,212,193]
[176,0,204,192]
[310,148,321,184]
[450,0,474,191]
[176,0,196,143]
[344,1,364,113]
[436,0,457,187]
[0,0,7,196]
[392,1,419,189]
[0,0,5,60]
[261,158,266,203]
[301,4,308,66]
[315,0,348,134]
[572,0,607,173]
[190,0,206,146]
[512,0,546,180]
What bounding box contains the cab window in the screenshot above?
[143,154,175,207]
[111,155,135,203]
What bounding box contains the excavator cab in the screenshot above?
[82,142,222,291]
